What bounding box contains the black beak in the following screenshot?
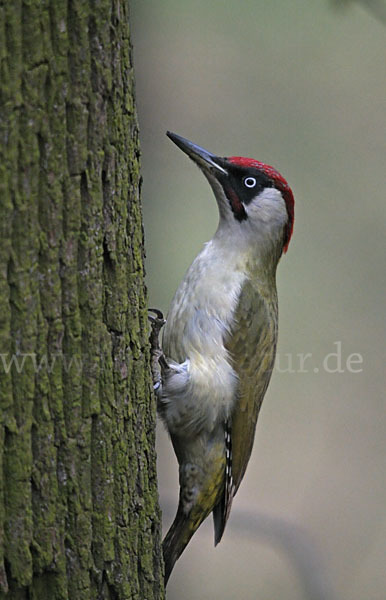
[167,132,227,175]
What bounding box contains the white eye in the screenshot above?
[244,177,256,188]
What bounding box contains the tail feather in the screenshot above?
[163,505,198,585]
[163,434,228,583]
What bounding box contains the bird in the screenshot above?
[150,131,295,584]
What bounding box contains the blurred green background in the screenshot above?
[130,1,385,598]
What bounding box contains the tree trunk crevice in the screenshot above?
[0,2,164,598]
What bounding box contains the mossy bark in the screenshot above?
[0,1,164,598]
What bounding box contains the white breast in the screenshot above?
[162,238,248,433]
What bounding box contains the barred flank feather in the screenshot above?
[213,421,234,545]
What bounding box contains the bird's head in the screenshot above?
[167,132,294,258]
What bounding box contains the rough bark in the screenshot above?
[0,1,164,598]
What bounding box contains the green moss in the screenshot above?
[0,1,164,597]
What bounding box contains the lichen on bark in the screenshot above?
[0,1,164,598]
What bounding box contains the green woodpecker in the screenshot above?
[151,132,295,584]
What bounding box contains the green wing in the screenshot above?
[213,278,278,542]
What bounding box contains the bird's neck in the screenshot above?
[211,225,280,286]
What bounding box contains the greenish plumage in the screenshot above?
[161,275,278,582]
[216,278,278,540]
[154,132,294,585]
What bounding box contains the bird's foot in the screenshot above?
[148,308,167,394]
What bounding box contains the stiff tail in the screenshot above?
[163,504,200,585]
[164,494,233,584]
[163,433,229,583]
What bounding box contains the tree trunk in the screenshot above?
[0,1,164,598]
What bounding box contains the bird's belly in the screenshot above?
[163,252,247,362]
[161,262,247,434]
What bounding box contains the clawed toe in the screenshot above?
[148,308,167,395]
[148,308,165,324]
[148,308,166,350]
